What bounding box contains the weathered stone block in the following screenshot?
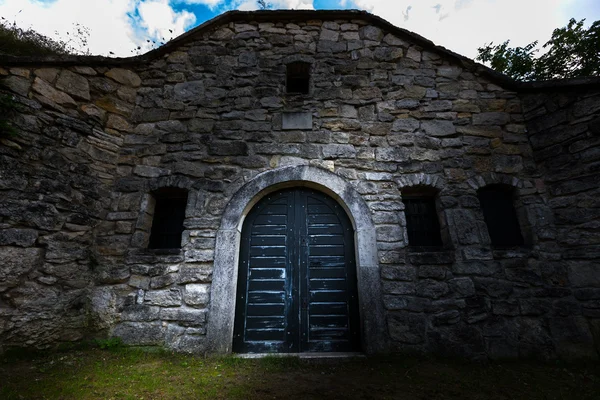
[568,263,600,288]
[34,68,60,82]
[168,333,207,353]
[55,70,90,100]
[461,248,494,261]
[381,266,414,281]
[474,278,513,298]
[113,322,165,345]
[320,28,339,41]
[376,225,403,242]
[416,280,449,299]
[173,81,205,101]
[133,165,170,178]
[388,313,427,344]
[374,47,403,61]
[437,66,462,79]
[0,229,38,247]
[421,120,456,137]
[382,281,415,295]
[95,264,131,284]
[32,77,76,106]
[446,209,481,245]
[121,305,160,322]
[150,273,178,289]
[353,87,382,100]
[449,278,475,297]
[408,251,455,265]
[129,275,150,290]
[505,267,543,286]
[98,95,135,117]
[184,250,214,263]
[0,247,44,286]
[144,289,182,307]
[208,141,248,156]
[492,300,520,316]
[105,68,142,87]
[360,25,383,41]
[379,250,407,265]
[3,75,31,96]
[418,266,446,280]
[432,310,461,326]
[473,112,510,126]
[375,147,408,162]
[383,295,430,312]
[322,144,356,159]
[184,284,210,307]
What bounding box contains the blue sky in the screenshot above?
[0,0,598,58]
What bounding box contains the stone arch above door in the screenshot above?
[206,165,387,354]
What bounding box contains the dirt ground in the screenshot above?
[1,348,599,399]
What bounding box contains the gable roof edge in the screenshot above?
[2,10,600,92]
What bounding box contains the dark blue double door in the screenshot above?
[233,188,361,353]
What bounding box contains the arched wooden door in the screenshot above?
[233,188,361,353]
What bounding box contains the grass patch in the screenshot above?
[257,354,303,371]
[0,348,599,399]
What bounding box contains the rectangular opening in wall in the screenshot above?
[402,186,443,248]
[148,188,188,249]
[286,62,310,95]
[478,185,525,247]
[404,198,443,247]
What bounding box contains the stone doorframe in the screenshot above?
[206,165,388,354]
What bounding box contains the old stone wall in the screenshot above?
[0,65,138,351]
[521,88,600,359]
[0,12,598,359]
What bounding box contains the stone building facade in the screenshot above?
[0,10,599,360]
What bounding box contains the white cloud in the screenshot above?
[0,0,592,59]
[272,0,314,9]
[176,0,315,11]
[174,0,224,9]
[234,0,314,9]
[0,0,137,56]
[347,0,572,58]
[136,0,196,48]
[236,0,259,11]
[0,0,196,56]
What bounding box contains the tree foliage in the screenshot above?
[476,40,538,81]
[476,18,600,81]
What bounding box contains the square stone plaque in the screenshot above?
[282,112,313,130]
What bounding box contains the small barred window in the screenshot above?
[402,188,443,247]
[148,188,188,249]
[286,62,310,94]
[478,185,524,247]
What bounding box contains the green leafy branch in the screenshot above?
[477,18,600,81]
